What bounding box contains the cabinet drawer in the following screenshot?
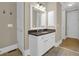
[38,33,55,42]
[49,33,55,37]
[38,35,47,42]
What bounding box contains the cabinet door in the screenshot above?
[46,36,55,50]
[38,39,46,56]
[44,33,55,52]
[38,36,47,55]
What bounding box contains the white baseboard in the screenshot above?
[62,36,67,40]
[54,39,62,47]
[24,49,30,56]
[64,36,67,40]
[0,44,17,55]
[66,36,79,40]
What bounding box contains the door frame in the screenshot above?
[17,2,25,55]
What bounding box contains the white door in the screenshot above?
[67,10,79,39]
[17,2,25,55]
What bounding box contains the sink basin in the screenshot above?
[40,31,48,34]
[30,31,48,36]
[32,31,48,34]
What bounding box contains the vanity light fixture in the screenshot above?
[39,5,43,9]
[36,4,39,8]
[35,3,45,9]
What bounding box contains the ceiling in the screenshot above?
[31,2,79,11]
[61,2,79,11]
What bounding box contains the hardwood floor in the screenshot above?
[1,38,79,56]
[60,38,79,52]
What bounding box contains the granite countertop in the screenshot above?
[28,29,56,36]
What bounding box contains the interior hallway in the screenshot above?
[1,38,79,56]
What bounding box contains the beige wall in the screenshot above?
[0,2,17,48]
[24,2,30,49]
[56,2,62,42]
[47,2,62,43]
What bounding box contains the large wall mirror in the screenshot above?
[30,4,46,29]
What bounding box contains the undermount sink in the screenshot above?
[31,31,48,35]
[39,31,48,33]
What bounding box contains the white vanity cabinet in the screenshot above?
[29,32,55,56]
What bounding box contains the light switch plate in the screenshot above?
[8,24,13,27]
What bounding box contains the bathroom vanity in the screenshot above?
[29,3,56,56]
[28,29,55,56]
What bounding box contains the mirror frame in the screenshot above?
[30,4,47,30]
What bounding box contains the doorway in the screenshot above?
[66,10,79,39]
